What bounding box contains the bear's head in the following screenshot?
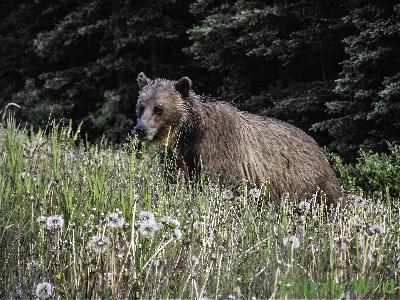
[134,72,192,146]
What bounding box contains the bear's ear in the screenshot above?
[174,77,192,99]
[137,72,151,89]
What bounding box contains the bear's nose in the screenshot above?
[134,124,147,139]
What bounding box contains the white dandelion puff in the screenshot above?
[35,282,53,299]
[88,235,110,254]
[298,201,311,213]
[139,211,156,222]
[36,216,47,228]
[20,172,30,179]
[193,220,204,230]
[172,228,183,240]
[133,194,140,202]
[351,216,364,228]
[368,224,385,236]
[334,236,347,251]
[139,220,160,238]
[26,260,40,271]
[191,255,200,266]
[160,216,180,229]
[105,212,125,229]
[248,187,261,198]
[221,189,234,200]
[45,215,64,230]
[352,195,367,207]
[283,235,300,249]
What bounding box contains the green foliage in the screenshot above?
[0,119,399,299]
[188,0,349,141]
[1,0,400,157]
[1,0,209,142]
[331,144,400,200]
[315,1,400,156]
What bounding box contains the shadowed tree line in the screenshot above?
[0,0,399,159]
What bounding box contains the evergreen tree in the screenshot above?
[3,0,204,141]
[314,1,400,156]
[1,0,399,156]
[188,0,349,144]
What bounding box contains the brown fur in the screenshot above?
[135,73,342,202]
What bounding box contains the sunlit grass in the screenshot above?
[0,118,399,299]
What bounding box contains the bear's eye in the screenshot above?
[153,106,164,116]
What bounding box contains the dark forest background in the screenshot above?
[1,0,399,159]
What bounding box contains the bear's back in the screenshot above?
[194,100,341,201]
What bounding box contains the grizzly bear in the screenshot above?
[134,72,342,202]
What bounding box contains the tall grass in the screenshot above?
[0,118,399,299]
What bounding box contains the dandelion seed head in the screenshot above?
[193,220,204,230]
[20,172,30,179]
[139,220,160,238]
[139,211,156,222]
[35,282,53,299]
[298,201,311,213]
[45,215,64,230]
[160,216,180,229]
[26,260,40,271]
[334,236,347,251]
[351,216,364,229]
[36,216,47,228]
[352,195,367,207]
[133,194,140,202]
[191,255,200,266]
[105,212,125,229]
[221,189,234,200]
[368,224,385,236]
[88,235,110,254]
[248,187,261,198]
[282,235,300,249]
[172,228,183,240]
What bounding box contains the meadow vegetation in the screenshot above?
[0,118,399,299]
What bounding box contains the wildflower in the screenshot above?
[139,220,160,238]
[133,194,140,203]
[172,228,183,240]
[191,255,200,266]
[221,189,234,200]
[368,224,385,236]
[139,211,156,222]
[352,195,367,207]
[193,220,204,230]
[105,212,125,229]
[334,236,347,251]
[351,216,364,229]
[35,282,53,299]
[298,201,311,213]
[373,202,387,216]
[64,151,76,161]
[88,235,110,254]
[20,172,30,179]
[36,216,47,228]
[248,187,261,198]
[26,260,40,271]
[45,215,64,230]
[282,235,300,249]
[160,216,180,229]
